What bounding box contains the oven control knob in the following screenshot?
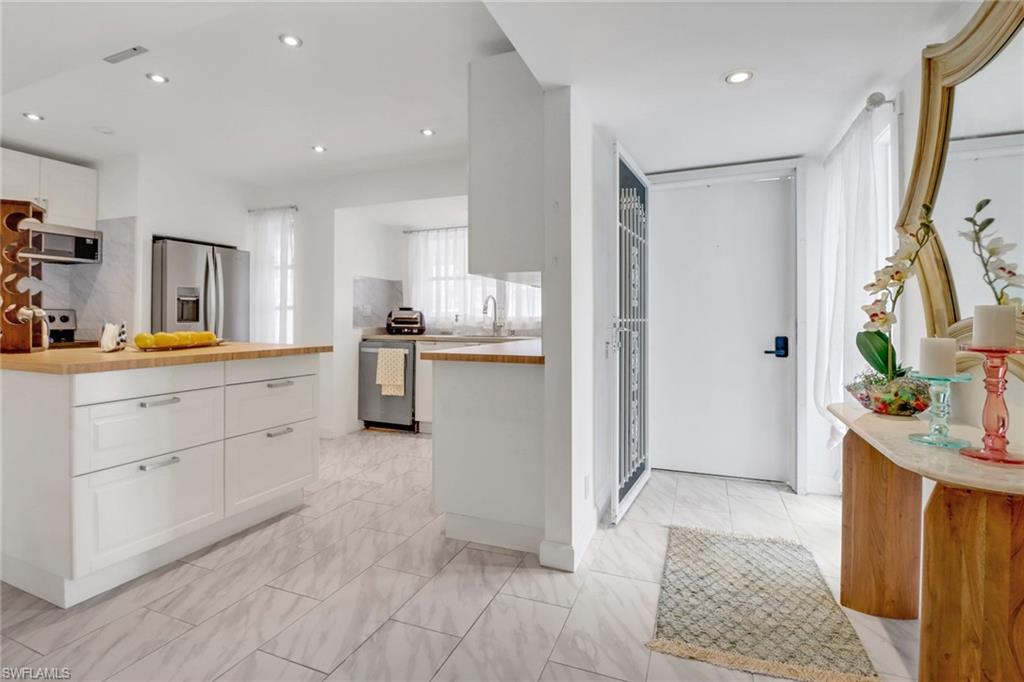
[59,314,70,323]
[48,315,56,323]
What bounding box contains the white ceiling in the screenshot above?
[486,1,973,173]
[2,2,511,185]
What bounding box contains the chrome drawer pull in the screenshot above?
[139,396,181,409]
[266,427,294,438]
[266,380,294,389]
[139,455,181,472]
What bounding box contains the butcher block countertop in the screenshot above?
[421,338,544,365]
[0,343,333,375]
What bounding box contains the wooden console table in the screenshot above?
[828,403,1023,682]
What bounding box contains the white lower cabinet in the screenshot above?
[415,342,479,425]
[225,418,316,516]
[72,442,224,576]
[225,374,316,438]
[72,386,224,475]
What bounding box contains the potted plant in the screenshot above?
[845,205,935,416]
[958,198,1023,307]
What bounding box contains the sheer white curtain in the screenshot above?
[249,207,296,343]
[813,107,898,482]
[407,227,541,330]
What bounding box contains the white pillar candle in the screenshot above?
[919,337,957,377]
[973,304,1017,348]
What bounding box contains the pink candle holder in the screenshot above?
[959,344,1024,466]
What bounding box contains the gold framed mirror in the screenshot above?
[903,1,1024,373]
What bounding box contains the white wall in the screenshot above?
[541,86,603,570]
[250,158,467,436]
[95,155,138,221]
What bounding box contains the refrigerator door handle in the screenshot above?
[215,252,225,338]
[205,251,216,331]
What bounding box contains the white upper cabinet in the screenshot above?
[1,148,97,229]
[1,148,42,203]
[468,51,545,280]
[40,158,98,229]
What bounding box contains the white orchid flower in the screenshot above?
[863,270,889,293]
[883,263,912,285]
[993,262,1024,287]
[986,237,1016,257]
[887,237,918,264]
[863,310,896,331]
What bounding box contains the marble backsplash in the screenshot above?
[39,217,135,340]
[353,276,403,328]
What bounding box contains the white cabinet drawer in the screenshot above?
[72,442,224,576]
[225,355,318,385]
[225,374,316,438]
[73,362,224,406]
[72,387,224,475]
[225,418,317,516]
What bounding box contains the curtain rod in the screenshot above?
[248,204,298,213]
[401,225,468,234]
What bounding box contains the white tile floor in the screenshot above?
[0,431,920,681]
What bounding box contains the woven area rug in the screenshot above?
[647,526,878,682]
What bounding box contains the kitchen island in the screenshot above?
[423,339,549,560]
[1,342,331,607]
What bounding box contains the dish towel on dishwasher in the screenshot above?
[375,348,406,397]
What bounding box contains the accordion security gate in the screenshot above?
[612,151,650,523]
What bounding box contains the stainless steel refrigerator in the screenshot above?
[152,238,250,340]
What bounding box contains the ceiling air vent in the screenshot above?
[103,46,148,64]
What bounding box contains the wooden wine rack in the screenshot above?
[1,199,46,352]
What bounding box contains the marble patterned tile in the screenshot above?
[148,544,316,625]
[647,652,753,681]
[262,566,427,674]
[325,620,458,682]
[844,610,919,679]
[297,478,381,518]
[376,515,467,577]
[623,471,678,526]
[725,478,789,500]
[541,661,624,682]
[182,512,306,570]
[779,492,842,527]
[270,528,407,600]
[0,635,39,667]
[5,561,208,654]
[111,587,316,682]
[729,505,799,542]
[219,650,325,682]
[728,492,788,519]
[360,468,432,506]
[792,522,842,578]
[363,490,438,537]
[590,521,668,583]
[303,458,368,495]
[291,499,392,550]
[392,548,520,636]
[670,504,733,533]
[674,474,731,514]
[30,608,191,681]
[433,594,569,681]
[0,583,55,633]
[549,571,660,682]
[501,538,602,609]
[356,454,431,485]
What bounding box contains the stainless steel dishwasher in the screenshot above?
[358,340,416,429]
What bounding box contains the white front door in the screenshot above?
[649,168,796,483]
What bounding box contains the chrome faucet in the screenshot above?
[483,295,504,337]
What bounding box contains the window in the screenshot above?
[407,227,541,332]
[250,207,296,343]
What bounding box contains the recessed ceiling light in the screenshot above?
[279,34,303,48]
[724,70,754,85]
[312,144,326,153]
[92,125,115,136]
[21,112,44,122]
[420,128,435,137]
[145,72,170,84]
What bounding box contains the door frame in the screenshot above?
[647,158,805,492]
